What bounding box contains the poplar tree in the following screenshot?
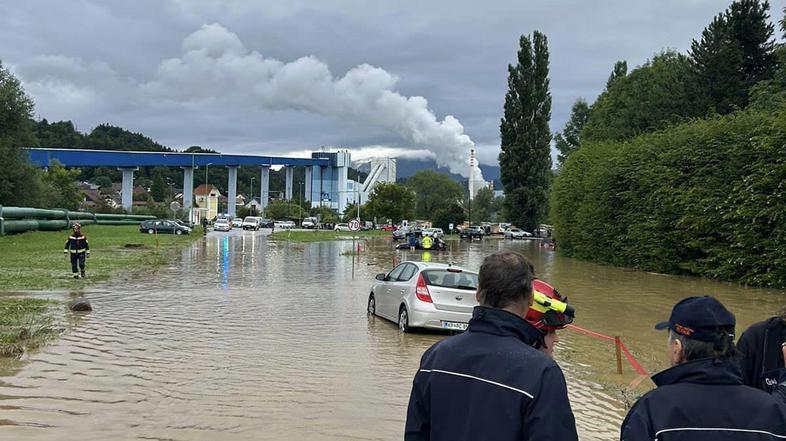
[499,31,552,231]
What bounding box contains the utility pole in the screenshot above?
[205,163,212,220]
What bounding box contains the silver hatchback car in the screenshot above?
[368,261,479,332]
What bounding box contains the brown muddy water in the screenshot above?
[1,231,785,441]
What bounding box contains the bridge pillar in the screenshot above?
[260,166,270,212]
[304,167,312,202]
[119,167,138,212]
[285,166,294,200]
[182,166,194,211]
[227,166,238,218]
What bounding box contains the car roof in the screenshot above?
[398,261,476,274]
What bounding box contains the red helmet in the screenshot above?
[525,279,575,332]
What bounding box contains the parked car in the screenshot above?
[422,227,444,239]
[274,220,295,230]
[392,228,407,240]
[504,228,532,239]
[242,216,262,231]
[214,218,232,232]
[334,223,351,232]
[381,224,396,232]
[459,225,485,239]
[173,219,193,231]
[302,217,318,229]
[139,219,191,235]
[231,218,243,228]
[368,262,479,332]
[259,219,275,228]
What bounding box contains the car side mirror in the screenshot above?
[375,273,386,281]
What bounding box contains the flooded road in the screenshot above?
[2,231,785,441]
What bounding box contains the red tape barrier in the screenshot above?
[566,324,648,376]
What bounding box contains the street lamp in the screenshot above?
[250,177,255,215]
[165,177,174,202]
[299,181,304,226]
[355,179,360,221]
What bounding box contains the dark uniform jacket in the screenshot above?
[620,358,786,441]
[405,306,578,441]
[64,234,90,254]
[738,317,786,393]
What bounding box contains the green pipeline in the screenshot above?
[0,206,155,235]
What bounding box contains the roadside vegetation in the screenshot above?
[269,229,387,243]
[0,224,200,290]
[0,297,59,358]
[551,0,786,287]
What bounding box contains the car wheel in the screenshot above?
[367,294,376,316]
[148,229,155,234]
[175,229,183,235]
[398,306,410,333]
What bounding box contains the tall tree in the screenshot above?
[0,61,44,206]
[582,51,700,142]
[554,98,590,167]
[41,161,83,210]
[364,183,415,223]
[432,203,465,232]
[499,31,553,231]
[405,170,464,219]
[690,0,775,114]
[150,168,168,202]
[471,187,494,223]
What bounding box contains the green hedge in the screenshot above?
[551,109,786,287]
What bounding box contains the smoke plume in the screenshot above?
[142,24,476,175]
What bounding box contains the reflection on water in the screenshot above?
[1,232,785,441]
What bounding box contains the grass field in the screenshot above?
[0,224,201,291]
[0,298,60,358]
[268,229,388,243]
[0,224,201,358]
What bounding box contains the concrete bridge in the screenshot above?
[24,148,353,218]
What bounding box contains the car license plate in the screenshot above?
[441,321,468,331]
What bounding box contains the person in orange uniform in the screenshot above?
[64,222,90,279]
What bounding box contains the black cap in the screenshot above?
[655,296,736,342]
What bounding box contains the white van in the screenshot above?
[242,217,262,231]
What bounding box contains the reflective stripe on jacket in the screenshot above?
[64,235,90,254]
[620,358,786,441]
[405,306,578,441]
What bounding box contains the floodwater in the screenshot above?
[1,231,785,441]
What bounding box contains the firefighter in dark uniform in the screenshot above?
[64,223,90,279]
[738,307,786,404]
[405,251,578,441]
[620,296,786,441]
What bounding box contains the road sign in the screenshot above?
[349,219,360,231]
[449,223,454,231]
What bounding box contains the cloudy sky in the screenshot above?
[3,0,785,174]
